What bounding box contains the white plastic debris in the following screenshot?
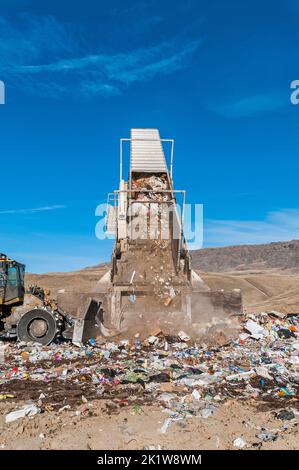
[255,366,273,381]
[244,320,266,340]
[201,408,213,419]
[128,294,136,303]
[289,355,299,365]
[239,333,250,341]
[178,331,191,342]
[160,418,171,433]
[58,405,71,413]
[180,373,222,387]
[197,373,223,385]
[233,437,247,448]
[257,430,277,442]
[192,389,201,401]
[147,335,159,345]
[169,287,176,299]
[269,311,285,319]
[179,377,199,387]
[0,342,8,363]
[5,403,40,423]
[130,271,136,284]
[226,370,254,381]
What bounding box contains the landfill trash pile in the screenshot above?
[0,312,298,429]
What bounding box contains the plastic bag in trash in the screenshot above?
[5,403,40,423]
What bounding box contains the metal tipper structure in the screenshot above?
[58,128,242,340]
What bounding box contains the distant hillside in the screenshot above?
[191,240,299,273]
[27,239,299,313]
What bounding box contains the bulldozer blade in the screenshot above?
[70,298,103,344]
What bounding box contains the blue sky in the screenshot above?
[0,0,299,272]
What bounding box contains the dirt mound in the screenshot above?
[191,240,299,273]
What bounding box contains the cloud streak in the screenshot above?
[0,14,201,97]
[0,205,66,215]
[204,209,299,246]
[212,92,287,117]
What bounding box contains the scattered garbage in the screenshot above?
[0,394,15,400]
[244,320,266,340]
[276,409,295,421]
[160,418,171,434]
[233,437,247,448]
[5,403,40,423]
[201,407,215,419]
[0,342,8,363]
[277,328,295,339]
[192,389,201,401]
[257,430,277,442]
[147,335,159,345]
[255,366,273,381]
[0,311,298,427]
[178,331,190,342]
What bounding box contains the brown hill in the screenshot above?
[25,240,299,315]
[191,240,299,273]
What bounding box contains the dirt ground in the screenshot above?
[0,268,296,451]
[1,321,298,451]
[27,268,299,314]
[0,398,298,450]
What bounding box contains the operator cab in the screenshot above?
[0,253,25,311]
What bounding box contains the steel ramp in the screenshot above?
[130,128,168,174]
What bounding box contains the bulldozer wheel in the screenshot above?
[17,308,58,345]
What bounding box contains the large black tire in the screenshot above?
[17,308,58,345]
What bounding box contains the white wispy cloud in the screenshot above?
[0,14,201,97]
[204,209,299,245]
[212,92,287,117]
[0,205,66,214]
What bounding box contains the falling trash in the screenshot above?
[128,294,136,303]
[147,335,159,345]
[129,271,136,284]
[178,331,191,342]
